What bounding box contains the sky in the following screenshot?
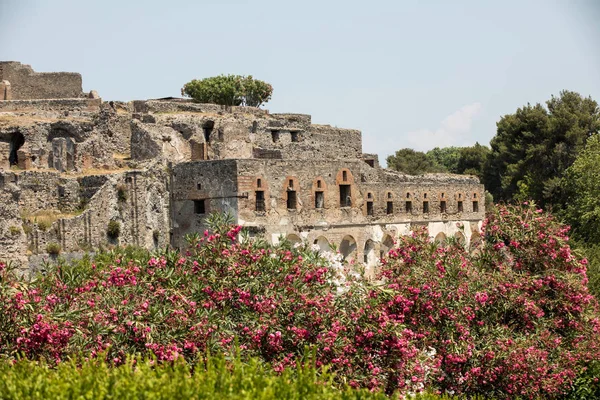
[1,0,599,164]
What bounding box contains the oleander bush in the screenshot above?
[0,204,598,398]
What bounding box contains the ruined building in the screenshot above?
[0,62,485,273]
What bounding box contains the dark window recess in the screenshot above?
[423,201,429,213]
[203,121,214,143]
[405,201,412,213]
[271,130,280,143]
[255,191,265,212]
[367,201,374,216]
[251,121,258,133]
[317,180,322,189]
[406,193,410,198]
[440,201,447,213]
[473,201,479,212]
[388,192,392,199]
[257,179,262,188]
[367,192,373,199]
[287,190,297,209]
[291,131,299,142]
[386,201,393,215]
[197,183,202,190]
[364,253,368,263]
[194,200,206,214]
[365,159,375,167]
[339,184,351,207]
[424,193,427,199]
[288,179,294,189]
[458,201,463,212]
[342,170,348,181]
[315,191,324,209]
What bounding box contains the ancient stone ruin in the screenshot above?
[0,62,485,273]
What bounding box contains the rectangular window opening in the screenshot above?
[405,201,412,213]
[342,171,348,181]
[290,131,299,142]
[367,201,374,216]
[315,191,324,209]
[473,201,479,213]
[423,201,429,213]
[197,183,202,190]
[194,200,206,214]
[255,191,265,212]
[271,130,280,143]
[458,201,463,212]
[386,201,393,215]
[339,184,351,207]
[365,159,375,167]
[287,190,297,210]
[440,201,447,213]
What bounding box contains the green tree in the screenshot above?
[562,134,600,242]
[425,147,461,173]
[181,75,273,107]
[386,148,444,175]
[483,91,600,207]
[456,142,489,179]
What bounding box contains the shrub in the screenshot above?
[116,184,127,202]
[45,242,61,255]
[181,75,273,107]
[0,355,394,400]
[0,205,598,398]
[36,219,51,231]
[8,226,20,236]
[107,220,120,239]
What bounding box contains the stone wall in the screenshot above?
[0,98,100,112]
[171,160,239,247]
[0,62,83,100]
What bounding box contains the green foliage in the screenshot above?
[107,220,121,239]
[181,75,273,107]
[563,360,600,400]
[425,147,461,173]
[388,145,489,179]
[561,134,600,243]
[483,90,600,207]
[36,219,51,231]
[45,242,61,255]
[8,226,20,236]
[387,148,444,175]
[116,183,128,202]
[456,143,489,179]
[0,355,390,400]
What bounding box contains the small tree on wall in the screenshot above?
[181,75,273,107]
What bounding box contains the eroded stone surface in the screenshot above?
[0,62,486,275]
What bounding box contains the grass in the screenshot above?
[22,209,84,229]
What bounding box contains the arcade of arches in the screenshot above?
[279,220,483,276]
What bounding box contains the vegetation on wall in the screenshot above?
[181,75,273,107]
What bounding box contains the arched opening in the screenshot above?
[286,234,302,245]
[8,131,25,166]
[313,236,331,253]
[454,232,466,247]
[470,231,482,248]
[364,239,377,266]
[380,234,395,258]
[434,232,447,246]
[339,235,357,262]
[202,121,215,143]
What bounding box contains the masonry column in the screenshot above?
[0,80,11,100]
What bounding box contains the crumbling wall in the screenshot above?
[0,62,83,100]
[171,160,239,248]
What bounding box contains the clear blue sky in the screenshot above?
[1,0,599,163]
